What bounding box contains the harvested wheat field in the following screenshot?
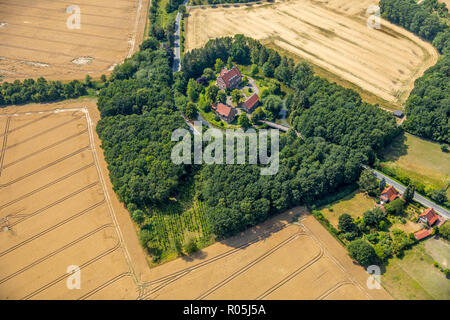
[186,0,438,105]
[140,208,392,300]
[0,0,149,82]
[0,100,154,300]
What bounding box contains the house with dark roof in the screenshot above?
[393,110,404,118]
[211,103,236,123]
[380,185,399,204]
[243,93,260,113]
[419,208,439,227]
[216,67,243,90]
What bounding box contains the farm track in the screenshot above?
[195,232,307,300]
[21,241,121,300]
[0,146,91,188]
[2,129,89,169]
[0,200,106,258]
[0,117,10,177]
[0,224,114,285]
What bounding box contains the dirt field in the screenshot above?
[0,0,150,82]
[140,208,392,300]
[185,0,438,105]
[0,100,153,299]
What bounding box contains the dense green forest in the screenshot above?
[380,0,449,143]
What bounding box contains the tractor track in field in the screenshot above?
[0,224,114,285]
[21,241,122,300]
[0,163,95,211]
[195,232,308,300]
[2,129,89,169]
[0,146,91,188]
[0,117,10,177]
[0,200,106,258]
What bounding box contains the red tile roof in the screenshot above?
[381,186,399,202]
[420,208,439,226]
[414,229,432,241]
[219,67,242,88]
[244,93,259,112]
[212,103,233,118]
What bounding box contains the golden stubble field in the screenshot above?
[0,100,392,300]
[185,0,438,105]
[0,0,150,82]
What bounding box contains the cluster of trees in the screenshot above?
[177,35,399,237]
[190,0,273,5]
[97,109,188,208]
[97,41,173,117]
[149,0,176,47]
[0,77,88,107]
[337,200,415,265]
[380,0,449,143]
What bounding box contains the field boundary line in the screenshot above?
[81,107,141,292]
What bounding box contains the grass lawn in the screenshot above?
[424,237,450,268]
[319,190,376,227]
[381,132,450,196]
[382,241,450,300]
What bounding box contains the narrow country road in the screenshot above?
[363,165,449,219]
[172,0,188,72]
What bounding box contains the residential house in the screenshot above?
[419,208,439,227]
[243,93,260,113]
[414,229,432,241]
[380,185,399,204]
[211,103,236,123]
[393,110,404,118]
[216,66,243,90]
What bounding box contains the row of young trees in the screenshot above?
[380,0,449,143]
[0,77,88,107]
